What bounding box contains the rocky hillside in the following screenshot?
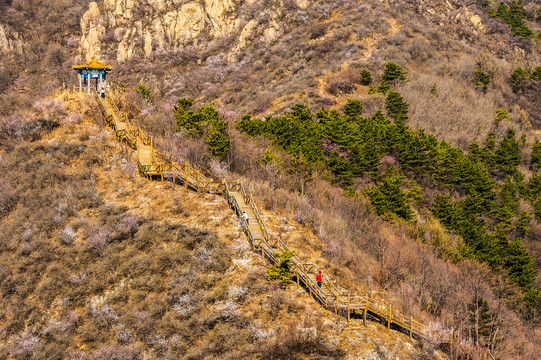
[1,0,541,359]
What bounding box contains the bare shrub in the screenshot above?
[115,325,133,344]
[0,178,16,216]
[60,225,76,245]
[327,69,360,96]
[293,210,307,224]
[252,91,274,114]
[263,316,344,358]
[217,300,240,321]
[61,112,82,126]
[407,41,433,62]
[91,304,118,328]
[118,214,139,236]
[310,23,328,39]
[88,344,141,360]
[9,331,43,358]
[85,225,111,254]
[0,70,10,94]
[250,322,275,341]
[209,158,229,179]
[227,284,247,301]
[457,56,476,80]
[173,294,195,318]
[0,114,30,139]
[120,160,136,178]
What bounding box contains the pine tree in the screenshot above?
[494,128,521,176]
[365,176,414,221]
[494,108,511,124]
[360,70,372,85]
[474,70,491,92]
[510,67,530,92]
[431,194,455,228]
[385,91,409,125]
[534,201,541,222]
[505,238,537,288]
[382,62,407,82]
[531,66,541,83]
[515,211,531,239]
[468,142,483,162]
[136,84,153,101]
[467,296,498,346]
[206,129,230,158]
[175,99,231,157]
[266,249,295,286]
[531,139,541,169]
[527,172,541,200]
[344,99,363,119]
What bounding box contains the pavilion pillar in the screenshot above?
[79,74,82,91]
[87,73,91,94]
[99,73,103,91]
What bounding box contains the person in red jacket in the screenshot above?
[316,270,322,289]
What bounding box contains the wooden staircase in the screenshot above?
[94,91,455,346]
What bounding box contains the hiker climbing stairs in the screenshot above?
[93,90,454,345]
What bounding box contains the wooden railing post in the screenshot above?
[172,162,175,187]
[347,293,350,326]
[410,316,413,339]
[388,305,391,332]
[450,330,453,356]
[184,162,188,189]
[363,292,367,326]
[197,170,200,190]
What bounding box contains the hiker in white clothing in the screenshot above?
[240,211,249,228]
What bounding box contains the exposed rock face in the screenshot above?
[80,0,311,62]
[384,0,485,31]
[0,24,24,55]
[80,2,106,61]
[80,0,246,62]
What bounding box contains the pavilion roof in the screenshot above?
[72,56,113,70]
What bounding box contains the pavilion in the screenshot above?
[72,56,113,94]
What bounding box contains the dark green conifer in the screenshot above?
[510,67,530,92]
[531,66,541,83]
[474,70,491,92]
[382,62,407,82]
[344,99,363,119]
[365,176,413,221]
[505,238,537,288]
[534,201,541,222]
[431,194,455,227]
[266,249,294,286]
[515,211,531,239]
[531,139,541,169]
[467,296,499,346]
[360,70,372,85]
[494,129,521,176]
[385,91,409,125]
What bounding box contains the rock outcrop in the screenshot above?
[80,0,245,62]
[0,24,24,55]
[384,0,485,32]
[79,0,311,62]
